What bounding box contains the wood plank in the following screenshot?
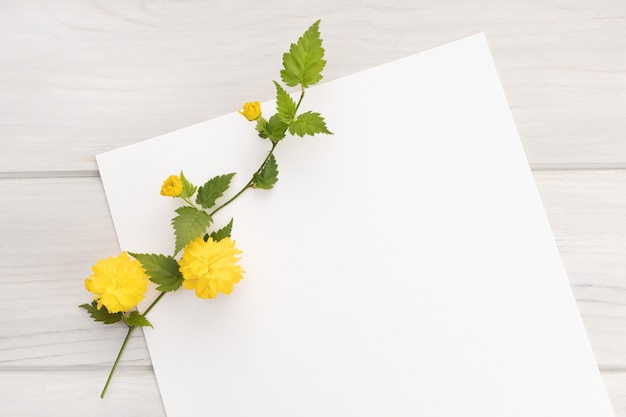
[535,169,626,365]
[0,368,166,416]
[603,371,626,416]
[1,0,625,172]
[0,177,152,367]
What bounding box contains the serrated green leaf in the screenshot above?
[280,20,326,88]
[172,206,213,254]
[274,81,297,123]
[179,170,197,200]
[196,173,235,209]
[208,218,234,242]
[255,114,288,143]
[129,252,183,292]
[252,153,279,189]
[124,311,153,328]
[256,117,270,139]
[79,301,123,324]
[288,111,332,137]
[266,114,288,143]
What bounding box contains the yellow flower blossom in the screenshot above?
[160,175,183,197]
[85,252,149,313]
[179,236,245,298]
[238,101,262,121]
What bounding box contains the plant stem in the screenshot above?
[101,325,135,398]
[143,291,166,316]
[101,291,166,398]
[182,196,197,209]
[210,88,305,218]
[209,141,278,217]
[295,87,305,113]
[100,134,280,397]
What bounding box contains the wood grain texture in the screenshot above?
[1,0,625,173]
[1,0,624,415]
[0,369,165,417]
[0,177,151,367]
[605,372,626,416]
[536,170,626,365]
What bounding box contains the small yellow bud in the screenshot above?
[160,175,183,197]
[238,101,262,121]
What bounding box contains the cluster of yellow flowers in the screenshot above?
[84,105,260,315]
[83,103,268,399]
[84,236,245,313]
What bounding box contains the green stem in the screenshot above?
[182,195,198,209]
[295,87,305,113]
[101,325,135,399]
[209,141,278,217]
[101,291,166,398]
[143,291,166,316]
[209,181,252,218]
[209,87,305,218]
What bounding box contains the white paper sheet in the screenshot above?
[97,34,615,416]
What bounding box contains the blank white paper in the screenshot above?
[97,34,615,416]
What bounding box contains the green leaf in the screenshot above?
[280,20,326,88]
[252,153,279,189]
[274,81,297,123]
[124,311,153,328]
[172,206,213,254]
[79,301,123,324]
[266,114,289,143]
[196,173,235,209]
[256,117,270,139]
[207,218,234,242]
[288,111,332,137]
[179,170,197,200]
[129,252,183,292]
[255,115,288,143]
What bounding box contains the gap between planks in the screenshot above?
[2,164,626,180]
[0,365,153,373]
[1,363,624,372]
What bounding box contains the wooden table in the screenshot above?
[1,1,624,415]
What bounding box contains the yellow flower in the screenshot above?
[238,101,262,121]
[160,175,183,197]
[85,252,149,313]
[179,236,245,298]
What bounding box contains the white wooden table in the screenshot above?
[1,1,625,415]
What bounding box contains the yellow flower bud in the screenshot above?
[160,175,183,197]
[238,101,262,121]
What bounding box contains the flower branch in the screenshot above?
[79,19,331,398]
